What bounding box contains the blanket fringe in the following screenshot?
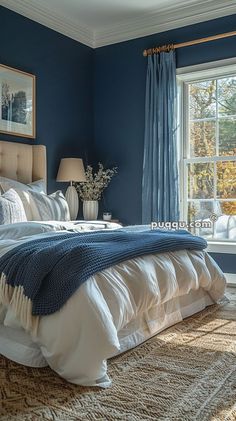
[0,273,39,335]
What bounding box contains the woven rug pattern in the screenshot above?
[0,291,236,420]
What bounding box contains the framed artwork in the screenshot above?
[0,64,36,139]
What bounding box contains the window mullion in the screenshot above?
[182,82,190,221]
[216,79,219,156]
[185,156,236,163]
[214,79,218,218]
[213,160,217,212]
[184,83,190,159]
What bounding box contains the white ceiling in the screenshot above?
[1,0,236,48]
[38,0,187,30]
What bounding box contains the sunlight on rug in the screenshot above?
[0,291,236,420]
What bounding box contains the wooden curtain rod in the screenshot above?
[143,30,236,56]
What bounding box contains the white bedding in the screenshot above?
[0,221,226,387]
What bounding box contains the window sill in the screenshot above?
[206,241,236,254]
[225,273,236,286]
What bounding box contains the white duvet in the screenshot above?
[0,221,226,387]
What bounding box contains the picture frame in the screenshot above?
[0,64,36,139]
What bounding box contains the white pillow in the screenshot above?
[0,189,27,224]
[29,190,70,221]
[0,177,46,194]
[0,177,46,220]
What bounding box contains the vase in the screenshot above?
[65,184,79,220]
[83,200,99,220]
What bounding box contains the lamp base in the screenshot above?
[65,185,79,220]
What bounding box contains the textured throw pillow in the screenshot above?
[0,189,27,225]
[0,177,46,220]
[29,190,70,221]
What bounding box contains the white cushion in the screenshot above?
[0,177,46,220]
[29,190,70,221]
[0,189,27,224]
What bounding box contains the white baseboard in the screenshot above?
[225,273,236,286]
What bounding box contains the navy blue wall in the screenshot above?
[94,15,236,273]
[210,253,236,273]
[0,6,94,194]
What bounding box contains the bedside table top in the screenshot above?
[73,220,122,228]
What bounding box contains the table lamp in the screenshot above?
[57,158,86,220]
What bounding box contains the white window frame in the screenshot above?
[177,58,236,254]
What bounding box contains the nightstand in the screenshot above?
[101,219,123,227]
[73,220,123,229]
[110,219,122,224]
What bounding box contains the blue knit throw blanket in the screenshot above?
[0,228,207,316]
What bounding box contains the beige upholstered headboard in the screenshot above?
[0,141,47,185]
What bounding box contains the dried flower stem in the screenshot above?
[74,163,117,201]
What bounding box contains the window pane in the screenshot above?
[188,201,214,220]
[218,77,236,116]
[219,201,236,215]
[188,163,214,199]
[219,118,236,156]
[187,201,214,237]
[190,121,216,157]
[189,80,216,119]
[217,161,236,199]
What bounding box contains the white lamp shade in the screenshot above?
[56,158,86,182]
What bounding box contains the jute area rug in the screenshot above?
[1,291,236,421]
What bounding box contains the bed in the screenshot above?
[0,141,226,388]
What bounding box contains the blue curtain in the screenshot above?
[142,51,179,223]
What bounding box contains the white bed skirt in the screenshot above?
[0,287,214,369]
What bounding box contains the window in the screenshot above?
[178,62,236,242]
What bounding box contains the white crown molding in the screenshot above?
[1,0,236,49]
[95,0,236,47]
[0,0,95,48]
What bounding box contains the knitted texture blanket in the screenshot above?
[0,228,207,331]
